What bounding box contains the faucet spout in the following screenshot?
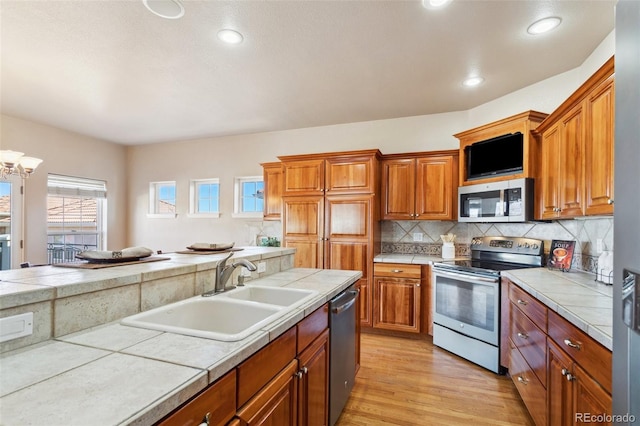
[206,253,257,296]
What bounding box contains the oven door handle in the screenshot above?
[434,269,499,284]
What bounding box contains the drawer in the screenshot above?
[236,327,297,408]
[297,303,329,354]
[509,339,547,426]
[547,309,612,394]
[509,283,547,332]
[373,263,421,279]
[510,303,547,387]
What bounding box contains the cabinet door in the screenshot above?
[157,370,236,426]
[539,123,562,219]
[558,104,585,217]
[262,162,283,221]
[236,359,299,426]
[297,329,330,426]
[548,340,575,426]
[585,77,615,215]
[381,159,416,220]
[415,155,457,220]
[373,276,421,333]
[358,279,372,328]
[283,159,325,195]
[283,196,324,268]
[573,363,612,425]
[325,155,376,194]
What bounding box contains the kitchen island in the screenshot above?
[0,248,361,425]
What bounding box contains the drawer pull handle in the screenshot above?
[517,299,528,306]
[517,332,528,339]
[391,269,403,273]
[199,413,210,426]
[517,376,529,385]
[563,339,582,350]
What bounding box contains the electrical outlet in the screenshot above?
[241,267,253,277]
[413,232,423,242]
[596,238,604,253]
[257,262,266,273]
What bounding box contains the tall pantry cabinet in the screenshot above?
[278,150,382,327]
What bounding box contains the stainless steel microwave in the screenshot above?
[458,178,534,222]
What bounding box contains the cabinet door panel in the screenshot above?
[283,159,325,195]
[547,340,574,426]
[573,363,612,425]
[285,241,322,269]
[558,105,585,217]
[325,156,375,194]
[373,277,420,333]
[283,196,324,268]
[326,241,368,280]
[325,196,370,239]
[540,124,562,219]
[415,156,456,220]
[298,329,330,426]
[381,159,415,220]
[585,78,615,215]
[358,279,372,328]
[262,163,283,220]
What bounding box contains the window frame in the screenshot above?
[188,178,221,218]
[148,181,177,218]
[232,176,264,219]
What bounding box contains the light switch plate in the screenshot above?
[0,312,33,343]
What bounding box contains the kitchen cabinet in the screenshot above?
[280,150,380,330]
[505,279,612,426]
[534,56,614,219]
[381,151,459,220]
[261,162,283,221]
[156,370,236,426]
[454,110,548,186]
[296,304,330,426]
[372,263,423,334]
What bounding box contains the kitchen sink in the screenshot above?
[121,286,318,341]
[218,285,317,308]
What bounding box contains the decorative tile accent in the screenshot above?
[381,217,613,274]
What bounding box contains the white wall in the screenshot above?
[0,115,128,266]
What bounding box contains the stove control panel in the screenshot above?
[470,236,544,256]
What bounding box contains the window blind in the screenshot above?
[47,174,107,198]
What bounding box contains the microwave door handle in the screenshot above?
[500,190,506,216]
[434,269,499,284]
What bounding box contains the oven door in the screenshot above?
[432,268,500,345]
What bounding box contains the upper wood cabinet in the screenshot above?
[381,151,459,220]
[454,111,548,186]
[279,150,381,196]
[261,162,283,221]
[534,56,615,219]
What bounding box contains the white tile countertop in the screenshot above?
[0,267,362,426]
[502,268,613,350]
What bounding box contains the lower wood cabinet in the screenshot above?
[156,369,236,426]
[504,278,612,426]
[372,263,422,334]
[297,329,330,426]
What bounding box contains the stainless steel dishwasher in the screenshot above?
[329,283,358,426]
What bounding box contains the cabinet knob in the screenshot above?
[199,413,211,426]
[517,376,529,385]
[608,199,614,205]
[517,299,528,306]
[416,284,420,287]
[561,368,575,381]
[563,338,582,350]
[302,366,308,374]
[517,332,528,339]
[295,371,304,379]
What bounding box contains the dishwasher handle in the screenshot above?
[331,289,359,314]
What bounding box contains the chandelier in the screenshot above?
[0,150,43,179]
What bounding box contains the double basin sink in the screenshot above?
[121,286,319,341]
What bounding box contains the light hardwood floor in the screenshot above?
[336,333,534,426]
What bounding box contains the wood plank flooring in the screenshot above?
[336,333,534,426]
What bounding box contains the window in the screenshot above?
[47,174,107,264]
[233,176,264,218]
[189,178,220,218]
[149,181,177,217]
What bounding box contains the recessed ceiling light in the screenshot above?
[217,29,244,45]
[527,17,562,35]
[422,0,453,8]
[142,0,185,19]
[463,76,484,87]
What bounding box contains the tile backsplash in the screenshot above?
[380,217,614,275]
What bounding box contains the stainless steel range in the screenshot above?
[431,236,544,374]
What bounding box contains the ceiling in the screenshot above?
[0,0,615,146]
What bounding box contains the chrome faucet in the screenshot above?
[204,252,257,296]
